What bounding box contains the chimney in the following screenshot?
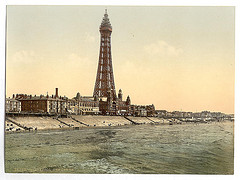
[55,88,59,98]
[12,94,15,99]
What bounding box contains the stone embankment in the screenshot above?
[5,115,177,133]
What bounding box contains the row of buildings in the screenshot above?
[6,88,99,115]
[6,88,156,116]
[6,87,232,119]
[155,110,234,119]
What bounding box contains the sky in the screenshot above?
[6,6,235,114]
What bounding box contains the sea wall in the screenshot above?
[5,115,174,133]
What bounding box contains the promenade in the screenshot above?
[5,114,231,133]
[5,115,178,133]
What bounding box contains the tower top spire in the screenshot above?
[100,9,112,29]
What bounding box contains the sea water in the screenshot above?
[5,121,234,174]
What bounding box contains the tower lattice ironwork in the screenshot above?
[93,10,116,99]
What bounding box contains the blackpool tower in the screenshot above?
[93,10,116,99]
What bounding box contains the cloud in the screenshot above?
[66,53,93,68]
[68,53,88,62]
[84,32,96,43]
[144,40,183,57]
[10,50,36,63]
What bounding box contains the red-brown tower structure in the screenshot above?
[93,10,116,99]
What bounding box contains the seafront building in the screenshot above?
[8,88,99,115]
[72,93,99,115]
[5,97,21,113]
[14,88,67,114]
[6,88,155,116]
[5,90,232,119]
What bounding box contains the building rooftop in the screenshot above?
[17,96,65,101]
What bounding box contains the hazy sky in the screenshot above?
[6,6,235,114]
